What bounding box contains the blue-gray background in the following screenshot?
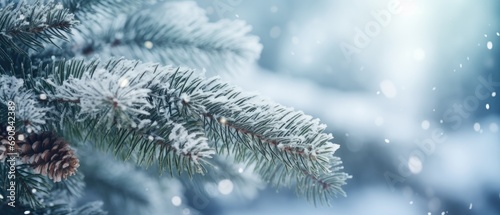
[186,0,500,214]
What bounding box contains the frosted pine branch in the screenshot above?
[30,58,349,203]
[45,65,153,128]
[80,1,262,75]
[62,0,140,21]
[168,122,215,164]
[0,1,78,61]
[0,75,49,132]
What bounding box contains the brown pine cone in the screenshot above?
[18,131,80,182]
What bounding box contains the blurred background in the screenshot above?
[179,0,500,214]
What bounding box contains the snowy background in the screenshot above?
[177,0,500,214]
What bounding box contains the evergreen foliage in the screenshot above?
[0,0,350,214]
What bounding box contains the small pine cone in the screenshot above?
[18,132,80,182]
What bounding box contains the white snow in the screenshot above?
[474,123,481,132]
[408,156,423,174]
[55,3,63,10]
[181,92,194,104]
[487,41,493,50]
[171,196,182,206]
[218,179,234,195]
[421,120,430,130]
[48,61,154,127]
[144,41,154,49]
[119,78,129,88]
[168,123,214,161]
[39,93,47,100]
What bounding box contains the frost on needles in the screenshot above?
[0,0,350,213]
[34,58,350,205]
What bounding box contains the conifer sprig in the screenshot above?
[0,1,78,61]
[77,2,262,75]
[30,58,349,203]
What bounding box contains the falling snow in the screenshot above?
[474,123,481,132]
[218,179,234,195]
[487,41,493,50]
[171,196,182,206]
[408,156,423,174]
[421,120,430,130]
[144,41,153,49]
[39,93,47,100]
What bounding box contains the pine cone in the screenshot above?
[18,132,80,182]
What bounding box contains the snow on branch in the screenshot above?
[44,63,153,128]
[62,0,140,20]
[0,75,49,132]
[168,122,215,163]
[36,59,215,175]
[83,1,262,75]
[0,1,78,61]
[173,75,341,174]
[31,58,348,201]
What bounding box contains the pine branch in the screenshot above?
[79,1,262,75]
[62,0,140,19]
[296,158,350,206]
[0,74,50,132]
[0,202,72,215]
[0,163,52,209]
[27,58,349,203]
[0,1,78,62]
[51,169,85,199]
